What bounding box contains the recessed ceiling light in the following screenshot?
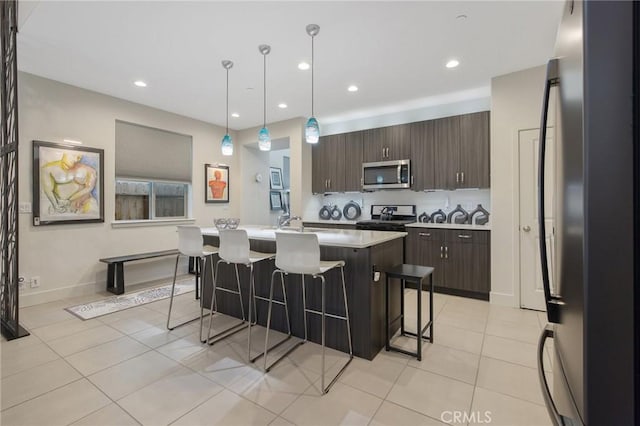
[456,14,467,20]
[298,62,310,70]
[278,103,288,109]
[347,85,359,92]
[133,80,147,87]
[446,59,460,69]
[231,113,240,118]
[246,87,254,91]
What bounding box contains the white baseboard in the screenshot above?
[20,280,105,307]
[489,291,518,307]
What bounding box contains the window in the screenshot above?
[115,179,189,220]
[115,121,193,222]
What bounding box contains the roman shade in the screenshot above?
[115,120,192,182]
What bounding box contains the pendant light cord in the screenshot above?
[263,53,267,127]
[311,34,315,117]
[226,67,229,134]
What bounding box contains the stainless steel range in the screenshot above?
[355,205,416,231]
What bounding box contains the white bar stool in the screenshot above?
[205,229,289,360]
[167,226,218,343]
[263,232,353,394]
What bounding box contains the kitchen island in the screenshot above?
[201,226,406,360]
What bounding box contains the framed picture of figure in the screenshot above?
[205,164,229,203]
[32,140,104,226]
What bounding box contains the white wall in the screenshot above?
[237,118,309,226]
[18,72,240,306]
[490,65,546,306]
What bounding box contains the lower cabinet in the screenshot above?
[405,228,490,300]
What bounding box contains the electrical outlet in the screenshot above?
[19,202,32,213]
[30,276,40,288]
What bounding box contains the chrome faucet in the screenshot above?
[278,213,304,232]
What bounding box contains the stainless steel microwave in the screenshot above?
[362,160,411,190]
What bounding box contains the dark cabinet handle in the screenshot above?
[538,326,563,426]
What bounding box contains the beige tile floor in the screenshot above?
[1,284,554,426]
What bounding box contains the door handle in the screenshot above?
[418,232,431,237]
[461,172,465,184]
[523,225,531,232]
[457,234,472,239]
[444,246,448,259]
[440,245,444,259]
[411,175,414,185]
[538,58,563,324]
[456,172,460,183]
[538,326,563,426]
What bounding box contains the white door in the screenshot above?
[519,128,555,311]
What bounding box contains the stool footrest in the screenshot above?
[215,286,241,295]
[304,308,348,322]
[254,295,286,306]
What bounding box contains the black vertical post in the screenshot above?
[0,0,28,340]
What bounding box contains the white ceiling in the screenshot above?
[17,1,564,131]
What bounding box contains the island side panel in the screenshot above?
[369,238,404,357]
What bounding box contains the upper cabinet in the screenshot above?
[459,111,490,188]
[362,124,410,162]
[412,111,490,190]
[410,120,436,190]
[312,111,489,194]
[343,131,364,192]
[312,131,363,194]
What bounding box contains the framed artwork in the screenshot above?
[205,164,229,203]
[270,191,283,210]
[270,167,283,190]
[33,140,104,226]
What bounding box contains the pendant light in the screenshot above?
[221,60,234,156]
[305,24,320,144]
[258,44,271,151]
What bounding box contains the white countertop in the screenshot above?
[406,222,491,231]
[201,225,406,249]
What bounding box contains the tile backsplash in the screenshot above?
[303,189,490,223]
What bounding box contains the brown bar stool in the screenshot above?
[382,264,434,361]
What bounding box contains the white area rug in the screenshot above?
[66,278,195,320]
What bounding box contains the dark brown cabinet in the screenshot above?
[312,134,346,193]
[459,111,490,188]
[410,120,436,190]
[405,228,490,299]
[312,131,363,194]
[343,131,363,191]
[363,124,410,162]
[312,111,489,193]
[412,111,490,191]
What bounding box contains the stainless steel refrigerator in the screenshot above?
[537,1,638,425]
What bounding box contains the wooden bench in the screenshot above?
[100,249,180,295]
